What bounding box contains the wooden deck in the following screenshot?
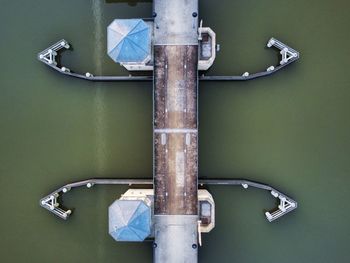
[154,45,198,215]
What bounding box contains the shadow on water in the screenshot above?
[105,0,152,6]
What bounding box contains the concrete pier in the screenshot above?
[153,0,199,262]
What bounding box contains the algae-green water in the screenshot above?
[1,0,350,262]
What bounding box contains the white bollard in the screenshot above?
[267,66,275,72]
[271,191,279,198]
[242,183,248,189]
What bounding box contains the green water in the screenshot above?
[1,0,350,262]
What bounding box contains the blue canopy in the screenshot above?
[109,200,151,242]
[107,19,151,63]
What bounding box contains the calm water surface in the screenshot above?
[0,0,349,262]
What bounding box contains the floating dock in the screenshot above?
[37,1,300,262]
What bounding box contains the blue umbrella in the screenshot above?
[109,200,151,242]
[107,19,151,63]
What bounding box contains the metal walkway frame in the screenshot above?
[37,38,299,82]
[40,178,297,222]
